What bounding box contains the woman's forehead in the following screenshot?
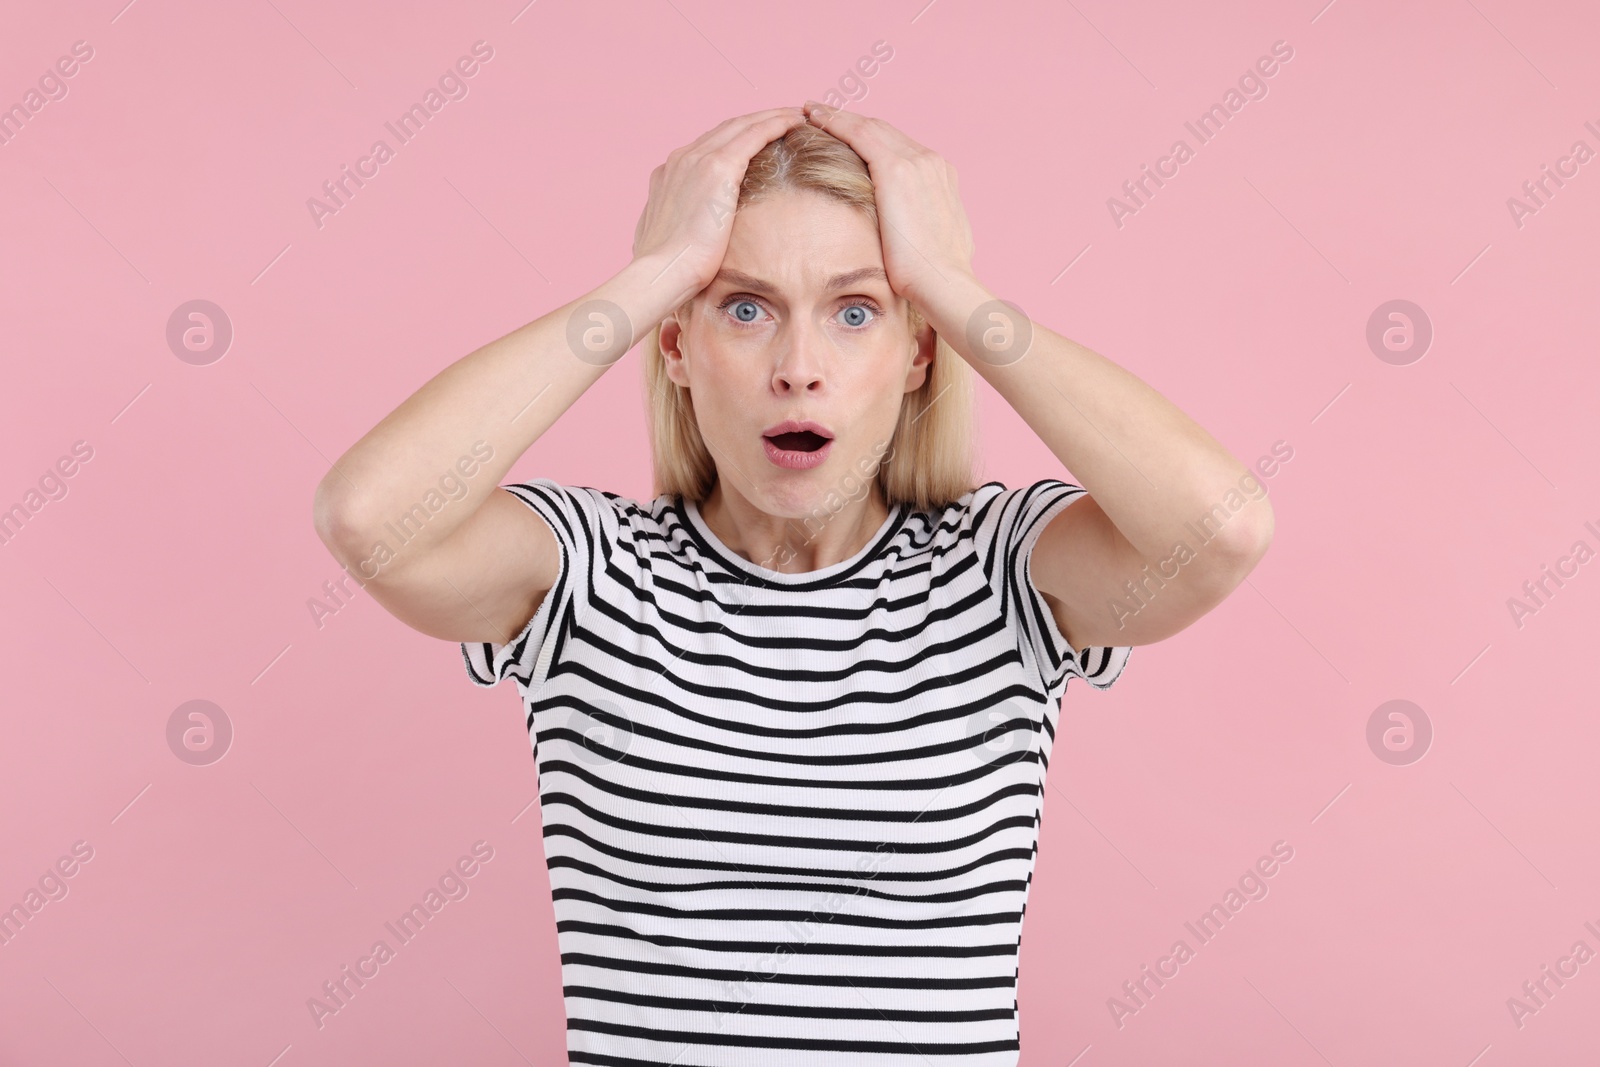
[727,192,880,259]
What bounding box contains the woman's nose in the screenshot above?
[771,325,828,392]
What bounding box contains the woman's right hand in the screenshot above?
[631,106,808,306]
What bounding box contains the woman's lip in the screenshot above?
[762,419,834,438]
[762,436,832,470]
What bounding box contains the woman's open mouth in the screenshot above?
[762,420,834,470]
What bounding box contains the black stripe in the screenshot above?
[559,952,1017,990]
[562,983,1016,1022]
[554,920,1019,958]
[567,1017,1018,1055]
[544,856,1028,905]
[537,738,1041,792]
[538,758,1041,824]
[546,893,1021,936]
[543,824,1036,882]
[541,794,1041,855]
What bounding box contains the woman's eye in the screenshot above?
[728,299,762,323]
[837,303,875,328]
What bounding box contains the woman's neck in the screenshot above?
[697,480,891,573]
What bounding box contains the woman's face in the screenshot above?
[661,189,933,518]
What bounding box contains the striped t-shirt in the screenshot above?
[461,477,1132,1066]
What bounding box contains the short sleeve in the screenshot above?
[985,479,1132,695]
[459,479,606,691]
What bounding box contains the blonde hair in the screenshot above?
[641,121,977,513]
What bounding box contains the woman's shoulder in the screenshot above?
[504,478,655,514]
[923,478,1062,520]
[494,479,673,555]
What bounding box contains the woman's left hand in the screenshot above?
[802,101,976,313]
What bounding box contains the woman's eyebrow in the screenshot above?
[713,266,889,296]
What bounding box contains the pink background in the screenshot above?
[3,0,1598,1063]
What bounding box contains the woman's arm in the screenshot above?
[311,261,671,644]
[312,106,808,646]
[934,279,1275,651]
[801,101,1273,653]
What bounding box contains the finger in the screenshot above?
[802,100,925,158]
[659,108,787,170]
[697,106,807,160]
[682,107,801,157]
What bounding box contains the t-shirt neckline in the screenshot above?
[682,495,905,585]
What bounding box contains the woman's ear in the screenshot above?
[659,315,690,388]
[904,318,936,393]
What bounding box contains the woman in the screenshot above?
[314,103,1273,1065]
